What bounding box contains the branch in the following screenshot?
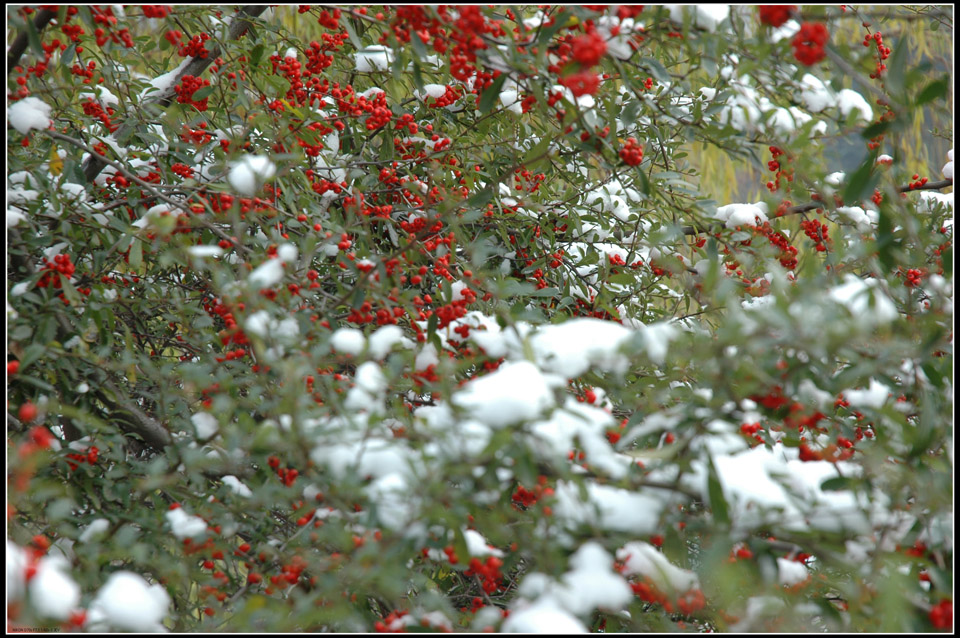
[7,8,57,74]
[99,380,172,450]
[682,178,953,235]
[81,5,269,183]
[42,129,249,255]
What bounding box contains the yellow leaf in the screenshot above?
[49,144,63,175]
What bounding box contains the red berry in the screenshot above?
[18,401,38,423]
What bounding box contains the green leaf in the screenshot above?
[129,238,143,269]
[860,120,890,140]
[884,35,909,99]
[875,207,895,272]
[820,476,852,492]
[465,184,494,212]
[19,343,48,370]
[24,13,45,57]
[478,73,509,114]
[192,85,216,101]
[706,455,730,526]
[520,134,553,169]
[249,44,265,67]
[640,56,671,84]
[60,43,76,67]
[915,76,949,106]
[842,153,878,204]
[60,275,81,306]
[342,18,363,51]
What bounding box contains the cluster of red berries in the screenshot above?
[178,32,211,58]
[268,456,299,486]
[170,163,194,178]
[65,445,99,471]
[174,75,211,111]
[863,31,891,79]
[82,98,118,133]
[37,254,76,289]
[799,218,830,252]
[571,30,607,67]
[758,5,796,28]
[427,85,462,109]
[619,137,644,166]
[142,5,171,18]
[465,555,504,594]
[560,70,600,97]
[792,22,829,66]
[902,268,926,288]
[906,173,929,190]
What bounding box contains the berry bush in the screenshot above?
[6,5,954,633]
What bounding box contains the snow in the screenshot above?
[828,275,898,324]
[143,57,192,98]
[7,208,27,228]
[917,191,953,214]
[836,205,878,230]
[418,83,448,100]
[770,19,801,43]
[552,542,633,614]
[228,155,276,196]
[78,518,111,543]
[165,507,208,539]
[617,541,700,593]
[28,555,81,621]
[80,85,120,108]
[798,73,835,112]
[8,96,52,134]
[942,148,953,180]
[277,243,298,263]
[464,528,504,557]
[247,258,285,289]
[554,480,666,534]
[7,542,28,601]
[186,245,224,258]
[368,324,414,359]
[692,443,873,534]
[714,202,769,229]
[529,399,630,478]
[666,5,729,32]
[502,599,588,633]
[222,475,253,497]
[509,542,631,630]
[836,89,873,122]
[355,46,395,72]
[842,378,891,409]
[87,571,171,632]
[191,412,218,439]
[529,318,633,378]
[499,89,523,115]
[451,360,555,428]
[777,557,810,586]
[331,327,365,355]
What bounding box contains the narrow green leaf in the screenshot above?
[706,455,730,526]
[129,238,143,269]
[478,73,509,114]
[842,153,878,204]
[915,76,949,106]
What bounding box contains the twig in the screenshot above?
[681,178,953,235]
